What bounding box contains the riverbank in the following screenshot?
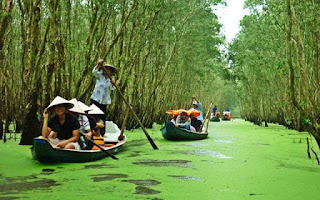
[1,119,319,199]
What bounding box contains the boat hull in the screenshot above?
[160,122,208,141]
[210,117,220,122]
[31,137,126,163]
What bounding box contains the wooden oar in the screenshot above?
[205,108,211,133]
[200,102,213,132]
[80,133,118,160]
[106,73,158,150]
[119,108,129,141]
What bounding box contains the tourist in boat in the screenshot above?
[91,120,109,150]
[175,111,191,130]
[41,96,80,150]
[212,105,217,117]
[90,59,117,135]
[68,99,92,150]
[189,112,201,132]
[191,96,204,123]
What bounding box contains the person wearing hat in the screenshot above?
[68,99,92,150]
[41,96,81,149]
[90,59,117,135]
[175,110,191,130]
[191,96,204,123]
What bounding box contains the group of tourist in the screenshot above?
[41,59,117,150]
[171,96,204,132]
[211,106,232,120]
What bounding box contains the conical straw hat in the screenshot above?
[78,101,91,112]
[47,96,74,110]
[88,104,105,115]
[68,98,85,114]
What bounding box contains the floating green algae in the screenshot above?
[0,119,320,199]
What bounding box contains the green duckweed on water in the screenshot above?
[1,119,320,199]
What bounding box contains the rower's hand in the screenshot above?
[97,59,104,66]
[43,109,49,119]
[110,79,116,85]
[56,140,68,148]
[85,132,92,140]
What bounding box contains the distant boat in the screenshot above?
[210,116,220,122]
[160,121,208,141]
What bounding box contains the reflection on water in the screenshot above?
[134,186,160,195]
[169,175,202,181]
[214,140,233,144]
[133,160,193,168]
[181,143,209,147]
[122,179,160,186]
[183,149,232,159]
[90,173,128,182]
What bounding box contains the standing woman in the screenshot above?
[90,59,117,134]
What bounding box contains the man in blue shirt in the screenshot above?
[212,105,217,116]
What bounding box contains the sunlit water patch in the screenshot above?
[181,143,209,147]
[214,139,233,144]
[183,150,232,159]
[133,160,193,168]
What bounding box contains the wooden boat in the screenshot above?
[221,116,232,121]
[31,136,126,163]
[32,121,126,163]
[210,116,220,122]
[160,121,208,141]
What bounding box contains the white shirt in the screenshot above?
[78,115,91,134]
[90,68,115,105]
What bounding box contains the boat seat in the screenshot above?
[104,121,121,143]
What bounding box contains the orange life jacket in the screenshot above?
[91,136,105,150]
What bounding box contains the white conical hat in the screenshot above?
[68,98,85,114]
[78,101,91,112]
[47,96,74,110]
[88,104,105,115]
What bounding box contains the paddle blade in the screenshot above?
[147,134,159,150]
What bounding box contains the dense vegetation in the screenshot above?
[0,0,227,144]
[229,0,320,149]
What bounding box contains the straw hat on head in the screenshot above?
[88,104,105,115]
[78,101,91,112]
[103,64,117,73]
[68,98,85,114]
[47,96,74,110]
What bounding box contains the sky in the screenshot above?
[214,0,250,43]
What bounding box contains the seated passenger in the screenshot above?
[91,120,114,150]
[175,111,191,130]
[41,96,80,149]
[68,99,92,150]
[190,112,202,132]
